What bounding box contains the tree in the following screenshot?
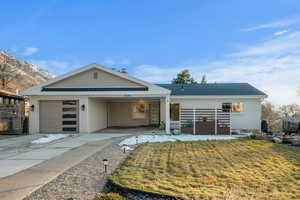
[261,101,281,132]
[279,104,300,119]
[0,52,20,89]
[172,69,197,84]
[201,74,207,84]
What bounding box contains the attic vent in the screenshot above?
[93,72,98,79]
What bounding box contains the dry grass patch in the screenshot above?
[110,139,300,200]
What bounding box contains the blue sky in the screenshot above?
[1,0,300,104]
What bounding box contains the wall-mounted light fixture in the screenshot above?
[30,105,35,112]
[81,104,85,111]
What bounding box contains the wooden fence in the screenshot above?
[0,104,24,134]
[179,108,231,135]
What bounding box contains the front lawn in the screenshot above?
[110,139,300,200]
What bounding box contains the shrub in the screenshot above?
[93,193,123,200]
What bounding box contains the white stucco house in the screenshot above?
[21,63,267,134]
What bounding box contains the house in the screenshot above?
[21,63,267,134]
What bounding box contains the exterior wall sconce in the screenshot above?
[81,104,85,111]
[30,105,35,111]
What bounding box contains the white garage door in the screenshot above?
[39,100,79,133]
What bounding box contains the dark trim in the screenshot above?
[42,87,148,92]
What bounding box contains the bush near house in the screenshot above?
[93,193,123,200]
[110,139,300,200]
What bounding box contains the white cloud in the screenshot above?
[134,31,300,105]
[274,30,289,36]
[102,58,130,66]
[28,59,78,75]
[243,17,300,32]
[21,47,39,57]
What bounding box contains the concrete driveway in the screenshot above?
[0,133,128,178]
[0,133,130,200]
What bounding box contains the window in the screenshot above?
[222,102,243,113]
[222,103,231,112]
[170,104,179,121]
[62,121,77,125]
[62,100,77,105]
[93,72,98,79]
[132,102,147,119]
[63,127,77,131]
[232,102,243,113]
[63,107,76,112]
[63,114,76,118]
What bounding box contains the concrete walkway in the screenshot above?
[0,134,129,200]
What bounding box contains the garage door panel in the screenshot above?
[39,100,79,133]
[39,101,62,133]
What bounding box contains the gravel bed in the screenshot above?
[24,137,129,200]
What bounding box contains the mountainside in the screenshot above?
[0,51,54,93]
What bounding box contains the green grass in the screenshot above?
[110,139,300,200]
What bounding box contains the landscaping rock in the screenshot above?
[272,137,282,144]
[291,136,300,146]
[24,137,129,200]
[282,136,300,144]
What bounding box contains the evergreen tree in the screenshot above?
[201,74,207,84]
[172,70,197,84]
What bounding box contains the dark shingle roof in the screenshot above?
[156,83,267,96]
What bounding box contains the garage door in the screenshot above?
[39,100,79,133]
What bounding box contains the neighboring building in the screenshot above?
[0,89,25,134]
[21,64,267,134]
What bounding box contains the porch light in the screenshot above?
[103,159,108,173]
[81,104,85,111]
[30,105,35,112]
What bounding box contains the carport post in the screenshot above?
[193,108,196,135]
[165,95,170,134]
[215,107,217,135]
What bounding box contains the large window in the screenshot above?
[132,102,147,119]
[222,102,243,113]
[170,104,180,121]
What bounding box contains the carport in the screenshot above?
[87,97,163,133]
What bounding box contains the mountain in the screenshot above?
[0,51,54,93]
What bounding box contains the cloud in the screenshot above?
[134,31,300,105]
[102,58,130,66]
[243,17,300,32]
[21,47,39,57]
[28,59,78,75]
[274,30,289,36]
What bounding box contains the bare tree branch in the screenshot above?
[0,52,20,89]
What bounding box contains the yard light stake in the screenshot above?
[136,136,138,145]
[123,145,126,153]
[103,159,108,173]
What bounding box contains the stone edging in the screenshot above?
[106,179,185,200]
